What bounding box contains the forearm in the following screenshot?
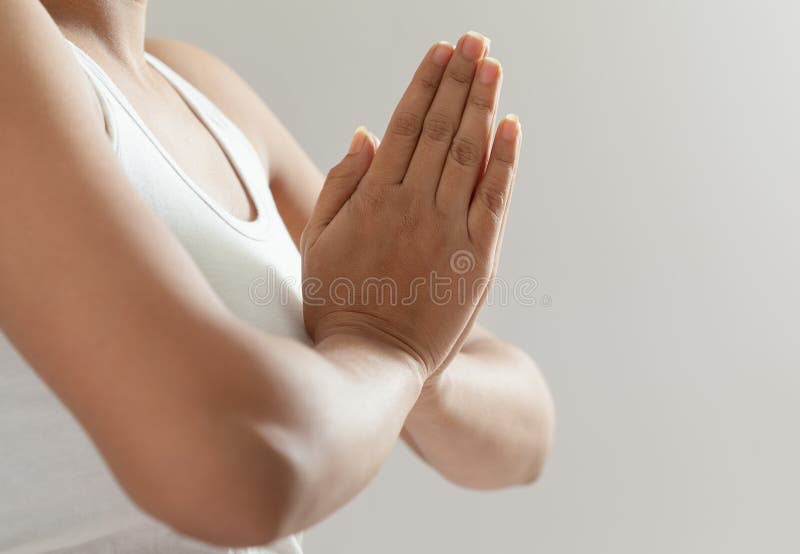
[103,313,423,547]
[403,330,554,489]
[202,323,423,545]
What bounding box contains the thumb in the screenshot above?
[302,126,377,250]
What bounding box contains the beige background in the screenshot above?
[148,1,800,552]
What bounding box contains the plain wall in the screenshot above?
[147,1,800,552]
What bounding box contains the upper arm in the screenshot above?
[144,38,324,246]
[0,2,282,540]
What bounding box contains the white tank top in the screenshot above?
[0,39,308,553]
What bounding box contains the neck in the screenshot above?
[42,0,148,67]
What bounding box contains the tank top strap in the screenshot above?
[64,38,120,153]
[62,36,279,242]
[142,51,273,215]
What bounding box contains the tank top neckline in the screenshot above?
[64,37,275,242]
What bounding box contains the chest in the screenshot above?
[111,65,257,223]
[69,45,308,339]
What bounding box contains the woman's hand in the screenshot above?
[301,32,521,379]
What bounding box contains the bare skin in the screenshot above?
[0,0,554,547]
[144,29,555,490]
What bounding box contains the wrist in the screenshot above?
[406,368,454,425]
[314,331,426,392]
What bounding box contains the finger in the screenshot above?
[468,115,520,254]
[436,56,502,212]
[365,41,454,186]
[439,190,510,373]
[403,31,489,195]
[442,114,514,370]
[301,127,377,250]
[444,172,512,371]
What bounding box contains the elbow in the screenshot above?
[120,422,303,548]
[521,379,556,486]
[160,488,287,549]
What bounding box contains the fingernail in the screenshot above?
[502,114,519,140]
[462,31,487,61]
[478,57,501,85]
[370,132,381,149]
[349,126,367,153]
[432,41,454,66]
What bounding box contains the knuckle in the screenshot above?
[446,66,473,87]
[389,110,422,138]
[356,186,387,212]
[468,94,494,115]
[433,203,451,220]
[493,155,516,176]
[478,186,507,221]
[415,73,439,92]
[399,211,421,234]
[422,112,456,143]
[326,160,359,183]
[449,136,482,168]
[366,167,399,186]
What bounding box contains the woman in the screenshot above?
[0,1,554,552]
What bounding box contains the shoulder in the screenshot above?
[0,4,108,158]
[144,38,273,169]
[144,38,239,97]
